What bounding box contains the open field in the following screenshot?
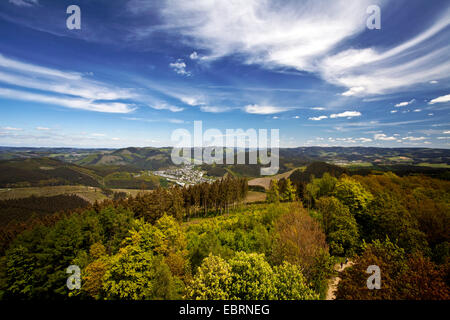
[0,186,109,203]
[417,163,450,168]
[248,168,298,190]
[245,191,266,203]
[111,188,153,197]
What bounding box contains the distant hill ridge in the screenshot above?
[0,146,449,174]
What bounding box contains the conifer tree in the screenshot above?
[266,180,280,203]
[282,178,297,202]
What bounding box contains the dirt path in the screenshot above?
[326,260,354,300]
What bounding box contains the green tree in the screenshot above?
[333,176,373,216]
[186,252,319,300]
[304,173,337,207]
[316,197,359,256]
[266,180,280,203]
[281,179,297,202]
[185,254,232,300]
[81,243,108,299]
[272,261,319,300]
[228,252,275,300]
[102,245,182,300]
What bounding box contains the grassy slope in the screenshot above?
[248,168,299,190]
[0,186,109,203]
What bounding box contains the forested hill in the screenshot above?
[1,146,449,170]
[0,158,102,188]
[0,171,448,300]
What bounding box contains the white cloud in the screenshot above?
[151,103,184,112]
[330,111,361,118]
[36,127,50,131]
[0,70,133,101]
[168,119,185,124]
[2,126,22,131]
[429,94,450,105]
[0,54,196,115]
[0,88,135,113]
[9,0,38,7]
[374,133,396,141]
[169,59,190,75]
[320,15,450,95]
[157,1,450,95]
[402,136,426,141]
[0,54,191,114]
[200,106,231,113]
[309,115,328,121]
[395,99,415,107]
[180,96,204,106]
[311,107,325,111]
[293,115,300,119]
[413,109,422,112]
[342,87,365,96]
[189,51,199,60]
[429,80,438,84]
[123,117,184,124]
[0,54,80,80]
[243,104,289,114]
[162,0,374,67]
[444,131,450,134]
[390,110,398,113]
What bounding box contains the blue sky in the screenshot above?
[0,0,449,148]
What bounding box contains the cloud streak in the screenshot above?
[157,0,450,96]
[0,88,135,113]
[243,104,289,114]
[330,111,361,118]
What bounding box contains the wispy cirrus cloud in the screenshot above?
[150,103,184,112]
[243,104,289,115]
[2,126,22,131]
[0,53,188,113]
[157,0,450,96]
[200,106,232,113]
[160,0,374,67]
[123,116,185,124]
[0,54,80,80]
[0,88,135,113]
[8,0,38,8]
[0,70,133,101]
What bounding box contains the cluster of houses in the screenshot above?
[152,165,213,186]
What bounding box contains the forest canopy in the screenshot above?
[0,172,448,300]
